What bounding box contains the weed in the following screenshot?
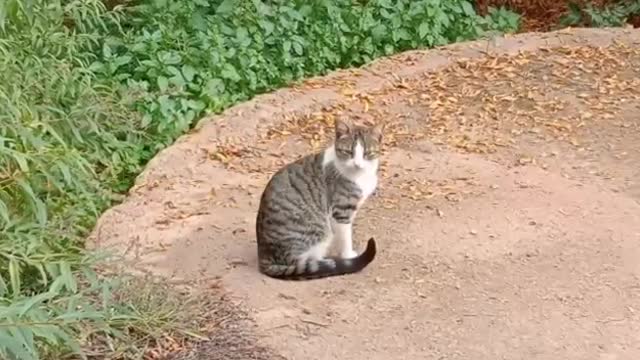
[99,0,521,139]
[483,6,521,33]
[561,0,640,28]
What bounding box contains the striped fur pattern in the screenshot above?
[256,118,384,280]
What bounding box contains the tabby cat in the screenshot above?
[256,117,384,280]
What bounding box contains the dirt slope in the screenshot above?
[90,28,640,360]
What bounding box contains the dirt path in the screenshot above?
[91,28,640,360]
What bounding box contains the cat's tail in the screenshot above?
[260,238,377,280]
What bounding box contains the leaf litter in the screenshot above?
[205,44,640,206]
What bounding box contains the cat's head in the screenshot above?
[333,117,384,173]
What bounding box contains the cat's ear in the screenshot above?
[334,117,352,138]
[371,122,386,141]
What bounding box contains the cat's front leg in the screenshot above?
[331,205,358,259]
[333,222,358,259]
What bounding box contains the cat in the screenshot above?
[255,117,384,280]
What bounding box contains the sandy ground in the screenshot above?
[90,28,640,360]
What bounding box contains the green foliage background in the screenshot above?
[0,0,523,358]
[560,0,640,28]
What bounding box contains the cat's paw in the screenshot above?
[341,250,359,259]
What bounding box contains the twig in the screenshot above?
[300,319,329,327]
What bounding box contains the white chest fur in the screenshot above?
[353,171,378,202]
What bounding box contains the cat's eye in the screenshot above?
[365,149,379,158]
[337,148,352,156]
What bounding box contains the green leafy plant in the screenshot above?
[560,0,640,28]
[483,6,521,33]
[98,0,521,140]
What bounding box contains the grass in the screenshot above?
[0,1,164,358]
[0,0,524,358]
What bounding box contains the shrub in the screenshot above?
[98,0,521,140]
[560,0,640,28]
